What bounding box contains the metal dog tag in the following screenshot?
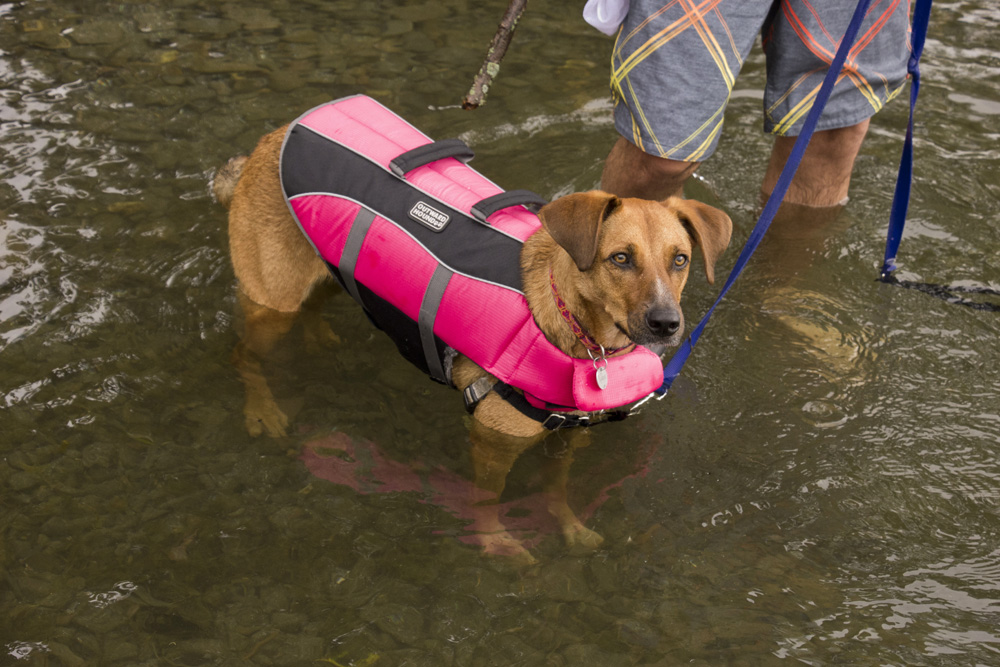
[595,365,608,390]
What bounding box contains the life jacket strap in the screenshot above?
[463,377,496,413]
[463,378,631,430]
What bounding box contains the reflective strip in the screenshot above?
[339,207,376,305]
[419,265,452,383]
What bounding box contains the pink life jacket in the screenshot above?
[279,95,664,417]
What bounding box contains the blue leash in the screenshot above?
[658,0,874,395]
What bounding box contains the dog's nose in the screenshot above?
[645,308,681,337]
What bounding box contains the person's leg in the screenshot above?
[754,120,870,286]
[761,118,870,208]
[600,136,699,200]
[760,0,909,208]
[603,0,767,200]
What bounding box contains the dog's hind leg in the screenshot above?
[221,125,334,437]
[233,292,301,437]
[301,283,342,352]
[231,252,328,437]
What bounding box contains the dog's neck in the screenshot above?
[548,267,633,357]
[522,235,634,358]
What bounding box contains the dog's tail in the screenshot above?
[211,156,248,209]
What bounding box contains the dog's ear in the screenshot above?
[539,191,620,271]
[668,198,733,284]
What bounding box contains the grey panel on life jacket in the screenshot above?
[419,265,453,383]
[338,207,376,306]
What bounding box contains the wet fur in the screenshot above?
[214,123,732,563]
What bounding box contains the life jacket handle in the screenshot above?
[389,138,475,178]
[470,189,549,223]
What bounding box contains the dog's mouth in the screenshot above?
[613,322,641,349]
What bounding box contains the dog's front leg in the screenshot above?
[233,292,298,437]
[467,405,546,565]
[541,429,604,552]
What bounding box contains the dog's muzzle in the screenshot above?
[627,306,684,347]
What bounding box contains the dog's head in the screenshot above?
[539,191,732,348]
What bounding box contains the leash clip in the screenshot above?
[622,390,667,418]
[879,257,898,282]
[541,412,590,430]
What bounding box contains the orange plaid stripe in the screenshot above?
[769,0,906,134]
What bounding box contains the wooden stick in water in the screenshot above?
[462,0,528,110]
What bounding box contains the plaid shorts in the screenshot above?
[611,0,911,161]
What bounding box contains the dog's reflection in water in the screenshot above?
[301,427,663,565]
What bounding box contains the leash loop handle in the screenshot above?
[389,138,475,178]
[879,274,1000,312]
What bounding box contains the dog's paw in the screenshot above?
[480,531,539,567]
[303,318,341,352]
[245,399,290,438]
[561,522,605,552]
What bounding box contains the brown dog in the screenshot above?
[213,122,731,563]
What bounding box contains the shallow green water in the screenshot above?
[2,1,999,665]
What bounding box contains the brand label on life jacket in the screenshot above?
[409,201,450,232]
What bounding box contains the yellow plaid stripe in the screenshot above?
[612,0,907,152]
[611,0,734,158]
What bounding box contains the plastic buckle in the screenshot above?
[541,413,568,430]
[463,377,494,413]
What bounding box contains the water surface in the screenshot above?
[2,1,999,664]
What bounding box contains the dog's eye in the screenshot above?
[673,254,689,269]
[611,252,630,266]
